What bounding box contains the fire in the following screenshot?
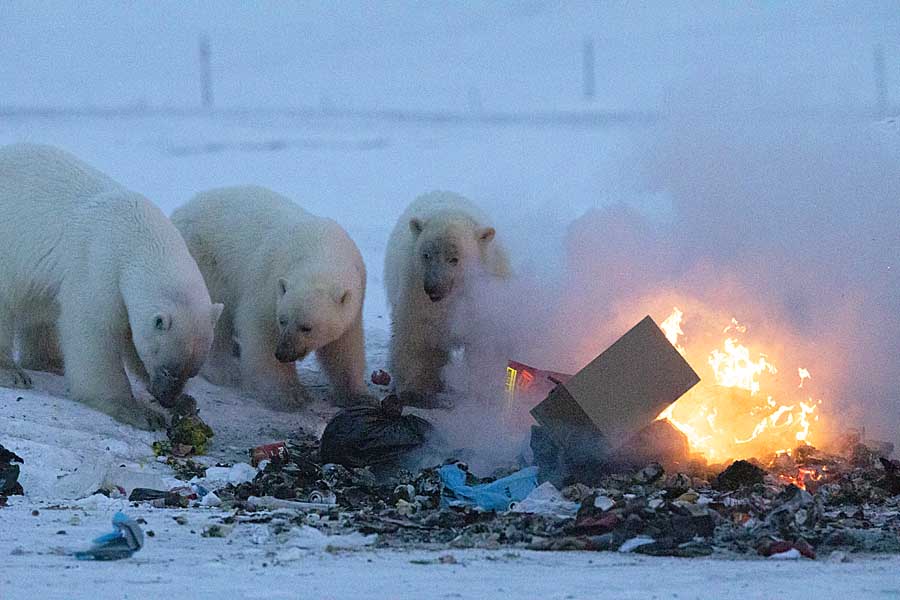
[657,307,822,462]
[778,466,824,490]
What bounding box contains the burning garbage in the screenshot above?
[108,313,897,563]
[528,316,700,485]
[657,307,822,462]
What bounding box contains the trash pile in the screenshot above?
[120,407,894,560]
[123,316,899,560]
[5,315,897,563]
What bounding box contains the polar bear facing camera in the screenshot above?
[0,143,222,429]
[171,186,367,408]
[384,191,510,395]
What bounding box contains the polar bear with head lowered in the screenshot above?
[171,186,367,408]
[0,144,222,429]
[384,191,510,395]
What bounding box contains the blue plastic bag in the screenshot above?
[74,512,144,561]
[439,464,539,511]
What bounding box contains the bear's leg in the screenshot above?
[201,305,241,387]
[235,308,305,410]
[19,321,65,375]
[59,307,165,430]
[0,309,32,389]
[316,313,369,404]
[389,319,449,395]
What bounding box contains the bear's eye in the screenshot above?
[448,257,459,265]
[278,317,288,328]
[422,252,431,260]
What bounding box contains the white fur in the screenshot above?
[384,191,509,394]
[171,186,367,409]
[0,143,221,429]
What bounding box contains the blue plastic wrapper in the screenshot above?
[439,464,539,511]
[74,512,144,561]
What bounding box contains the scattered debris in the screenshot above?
[713,460,767,491]
[511,482,580,518]
[619,536,655,553]
[128,487,196,508]
[0,444,24,503]
[73,512,144,561]
[152,394,214,456]
[129,430,900,560]
[201,523,233,538]
[370,369,392,386]
[251,442,290,467]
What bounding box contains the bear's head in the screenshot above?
[273,270,360,363]
[408,215,496,302]
[131,296,223,407]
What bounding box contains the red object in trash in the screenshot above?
[251,441,289,467]
[371,369,392,386]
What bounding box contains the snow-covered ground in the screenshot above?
[3,493,899,600]
[1,111,898,600]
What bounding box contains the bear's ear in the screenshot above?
[210,303,224,325]
[477,227,496,244]
[153,312,172,332]
[409,218,424,236]
[277,277,288,297]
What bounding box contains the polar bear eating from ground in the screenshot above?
[0,143,223,429]
[384,191,510,396]
[172,186,368,409]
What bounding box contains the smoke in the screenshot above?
[434,95,900,471]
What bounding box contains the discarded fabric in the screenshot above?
[439,464,538,511]
[511,482,580,518]
[74,512,144,560]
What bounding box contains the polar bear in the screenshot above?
[0,144,222,429]
[384,191,510,395]
[171,186,367,408]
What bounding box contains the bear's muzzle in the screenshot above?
[149,367,187,408]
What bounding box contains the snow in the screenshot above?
[2,497,900,600]
[1,3,900,596]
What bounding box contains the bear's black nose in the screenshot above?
[299,324,313,334]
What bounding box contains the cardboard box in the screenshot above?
[530,315,700,452]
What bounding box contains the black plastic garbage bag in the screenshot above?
[320,394,437,468]
[0,444,24,498]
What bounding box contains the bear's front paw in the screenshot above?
[0,366,33,389]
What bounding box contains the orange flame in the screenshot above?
[778,466,824,490]
[657,307,822,462]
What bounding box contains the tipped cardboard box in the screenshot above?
[530,315,700,452]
